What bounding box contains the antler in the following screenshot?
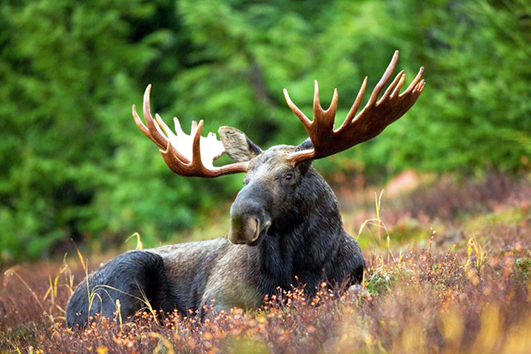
[132,85,249,177]
[283,51,425,163]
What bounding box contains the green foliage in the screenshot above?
[516,256,531,281]
[1,0,530,262]
[364,272,396,296]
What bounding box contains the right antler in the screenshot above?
[284,51,425,163]
[132,85,249,177]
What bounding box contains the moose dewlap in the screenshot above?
[66,51,425,327]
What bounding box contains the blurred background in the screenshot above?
[0,0,530,264]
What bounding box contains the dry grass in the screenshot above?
[1,173,531,353]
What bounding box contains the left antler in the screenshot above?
[283,50,425,163]
[132,85,249,177]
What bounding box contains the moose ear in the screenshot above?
[218,126,262,162]
[296,138,313,152]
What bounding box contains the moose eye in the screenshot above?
[284,173,293,181]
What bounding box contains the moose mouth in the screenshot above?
[228,217,271,246]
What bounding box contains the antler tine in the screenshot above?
[132,104,157,144]
[140,85,170,149]
[401,66,425,97]
[390,72,406,98]
[173,117,186,137]
[379,70,405,103]
[313,80,321,115]
[283,88,312,129]
[155,114,189,162]
[191,120,199,136]
[342,77,368,127]
[313,81,338,132]
[284,81,338,149]
[191,120,205,169]
[155,113,171,137]
[366,50,399,107]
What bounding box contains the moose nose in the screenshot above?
[228,215,260,245]
[228,182,272,245]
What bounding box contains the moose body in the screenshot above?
[66,51,424,327]
[66,147,364,326]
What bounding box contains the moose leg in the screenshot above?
[66,250,174,327]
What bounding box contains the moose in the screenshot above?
[66,51,424,327]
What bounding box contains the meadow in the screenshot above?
[2,172,530,353]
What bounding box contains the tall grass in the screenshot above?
[1,174,530,353]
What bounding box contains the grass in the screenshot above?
[1,173,531,353]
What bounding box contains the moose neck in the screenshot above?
[254,167,344,293]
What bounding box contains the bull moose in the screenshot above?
[66,51,424,327]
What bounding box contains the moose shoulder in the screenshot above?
[66,51,425,327]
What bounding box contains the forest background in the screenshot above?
[1,0,530,263]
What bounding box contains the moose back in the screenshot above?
[66,51,424,327]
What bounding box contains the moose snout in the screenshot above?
[228,192,271,245]
[228,215,261,245]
